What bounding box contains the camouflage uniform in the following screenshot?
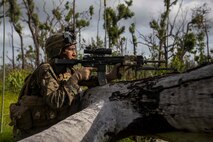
[9,32,98,141]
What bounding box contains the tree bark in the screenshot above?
[19,63,213,142]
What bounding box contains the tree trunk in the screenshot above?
[20,63,213,142]
[19,33,25,69]
[11,24,15,69]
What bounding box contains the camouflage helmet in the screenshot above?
[45,31,76,59]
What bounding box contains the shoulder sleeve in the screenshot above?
[36,63,75,110]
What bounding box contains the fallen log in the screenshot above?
[20,63,213,142]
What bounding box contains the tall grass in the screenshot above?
[0,69,28,142]
[0,90,18,142]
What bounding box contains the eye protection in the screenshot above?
[63,31,76,45]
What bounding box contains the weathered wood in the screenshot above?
[20,63,213,142]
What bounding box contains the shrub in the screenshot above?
[6,69,31,94]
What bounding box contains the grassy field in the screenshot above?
[0,91,18,142]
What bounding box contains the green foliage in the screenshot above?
[32,13,40,26]
[65,1,70,10]
[65,8,73,22]
[39,22,50,31]
[117,3,134,20]
[0,90,18,142]
[6,69,31,94]
[147,0,178,65]
[90,37,104,48]
[52,8,62,20]
[171,55,186,72]
[194,31,206,64]
[89,6,94,17]
[14,23,22,34]
[183,32,196,52]
[118,136,161,142]
[104,1,134,48]
[8,0,22,23]
[76,19,90,28]
[118,137,134,142]
[146,0,212,69]
[129,23,135,33]
[16,45,36,69]
[150,20,159,30]
[27,0,35,10]
[75,5,94,35]
[191,3,210,29]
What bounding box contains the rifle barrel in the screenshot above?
[144,60,166,63]
[138,66,175,71]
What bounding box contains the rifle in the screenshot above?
[55,47,175,85]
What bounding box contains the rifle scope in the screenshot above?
[84,47,112,55]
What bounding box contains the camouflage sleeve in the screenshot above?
[37,64,76,110]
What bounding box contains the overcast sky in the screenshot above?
[1,0,213,64]
[78,0,213,55]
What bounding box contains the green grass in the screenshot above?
[0,91,18,142]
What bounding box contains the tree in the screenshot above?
[89,36,104,49]
[140,1,212,71]
[22,0,42,67]
[5,0,95,66]
[0,0,9,19]
[75,5,94,49]
[191,3,212,63]
[148,0,178,67]
[96,0,102,45]
[104,0,134,52]
[129,23,137,55]
[38,0,94,58]
[8,0,25,69]
[171,3,212,69]
[19,63,213,142]
[0,0,26,69]
[139,0,180,68]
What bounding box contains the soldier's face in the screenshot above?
[63,44,77,59]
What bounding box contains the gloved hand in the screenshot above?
[106,64,122,82]
[69,67,91,91]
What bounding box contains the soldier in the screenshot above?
[9,31,121,141]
